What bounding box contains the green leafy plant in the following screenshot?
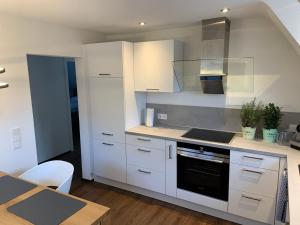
[240,99,263,128]
[263,103,282,129]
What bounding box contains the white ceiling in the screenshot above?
[0,0,265,34]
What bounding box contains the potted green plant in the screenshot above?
[240,99,263,140]
[262,103,282,143]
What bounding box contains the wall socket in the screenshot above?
[157,113,168,120]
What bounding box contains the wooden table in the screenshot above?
[0,172,110,225]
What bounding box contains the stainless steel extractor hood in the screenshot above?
[199,17,230,94]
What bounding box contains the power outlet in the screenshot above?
[157,113,168,120]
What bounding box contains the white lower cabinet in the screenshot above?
[127,164,165,194]
[177,189,228,212]
[93,140,126,183]
[229,164,278,198]
[126,144,165,172]
[229,150,279,224]
[228,189,276,224]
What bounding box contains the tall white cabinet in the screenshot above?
[133,40,183,92]
[84,41,146,183]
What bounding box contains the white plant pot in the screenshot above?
[242,127,256,140]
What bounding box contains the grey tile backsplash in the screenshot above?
[146,103,300,134]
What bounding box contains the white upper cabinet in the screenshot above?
[85,42,123,77]
[89,77,125,143]
[133,40,183,92]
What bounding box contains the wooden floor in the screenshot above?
[71,180,238,225]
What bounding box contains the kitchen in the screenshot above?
[0,0,300,225]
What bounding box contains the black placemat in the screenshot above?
[8,189,87,225]
[0,175,37,204]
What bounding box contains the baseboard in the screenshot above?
[93,176,270,225]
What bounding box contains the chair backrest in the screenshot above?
[19,160,74,193]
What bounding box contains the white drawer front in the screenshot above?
[126,144,165,172]
[177,189,228,212]
[229,164,278,198]
[231,151,279,171]
[228,189,276,224]
[126,134,165,150]
[95,130,125,144]
[127,164,165,194]
[93,140,126,183]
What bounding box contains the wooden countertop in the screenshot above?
[0,172,110,225]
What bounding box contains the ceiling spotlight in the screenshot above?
[220,8,230,13]
[0,66,9,89]
[0,82,8,89]
[139,22,146,26]
[0,67,5,74]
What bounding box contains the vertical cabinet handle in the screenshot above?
[168,144,172,159]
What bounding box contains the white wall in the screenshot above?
[0,13,104,174]
[106,16,300,112]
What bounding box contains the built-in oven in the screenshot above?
[177,142,230,201]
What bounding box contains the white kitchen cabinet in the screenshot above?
[165,141,177,197]
[127,164,165,194]
[85,42,123,77]
[231,150,279,171]
[133,40,183,92]
[228,189,276,224]
[84,41,146,183]
[93,139,126,183]
[229,164,278,198]
[89,78,125,143]
[229,150,280,224]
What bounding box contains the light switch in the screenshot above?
[11,127,22,150]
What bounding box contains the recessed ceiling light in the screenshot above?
[220,8,230,13]
[139,22,146,26]
[0,67,5,74]
[0,82,8,89]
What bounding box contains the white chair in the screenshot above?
[19,160,74,194]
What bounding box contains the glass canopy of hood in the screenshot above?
[172,57,254,94]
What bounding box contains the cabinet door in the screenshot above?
[166,141,177,197]
[85,42,123,77]
[93,139,126,183]
[89,78,125,143]
[134,40,174,92]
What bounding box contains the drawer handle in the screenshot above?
[242,155,264,161]
[102,142,114,146]
[137,138,151,142]
[168,144,173,159]
[146,88,160,91]
[241,194,262,202]
[137,148,151,153]
[102,132,113,136]
[98,73,111,76]
[138,169,152,174]
[242,169,264,175]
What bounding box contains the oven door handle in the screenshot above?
[177,151,224,164]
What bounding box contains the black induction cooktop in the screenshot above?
[181,128,235,144]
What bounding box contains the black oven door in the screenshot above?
[177,152,229,201]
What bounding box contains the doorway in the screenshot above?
[27,55,82,181]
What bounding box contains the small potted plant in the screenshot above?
[262,103,282,143]
[240,99,263,140]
